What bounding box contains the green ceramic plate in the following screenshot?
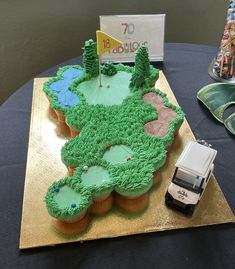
[197,83,235,134]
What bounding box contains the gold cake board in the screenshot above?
[19,72,235,249]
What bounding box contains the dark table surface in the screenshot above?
[0,43,234,269]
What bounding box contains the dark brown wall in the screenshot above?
[0,0,227,104]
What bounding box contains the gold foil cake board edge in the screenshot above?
[19,72,235,249]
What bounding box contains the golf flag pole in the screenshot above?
[96,31,123,87]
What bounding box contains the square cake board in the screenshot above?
[19,72,235,249]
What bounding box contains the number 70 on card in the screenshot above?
[121,23,135,34]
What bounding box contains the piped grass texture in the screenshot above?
[45,177,92,221]
[44,64,184,221]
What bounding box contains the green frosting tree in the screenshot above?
[83,39,99,77]
[130,45,151,88]
[102,61,117,76]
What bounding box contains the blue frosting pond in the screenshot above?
[49,68,83,108]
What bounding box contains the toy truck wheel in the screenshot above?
[165,192,173,207]
[185,204,195,215]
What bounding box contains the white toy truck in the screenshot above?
[165,140,217,214]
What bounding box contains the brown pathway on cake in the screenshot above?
[143,92,177,137]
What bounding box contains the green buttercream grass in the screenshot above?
[45,177,92,221]
[72,162,115,198]
[44,58,184,221]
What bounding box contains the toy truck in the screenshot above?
[165,140,217,214]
